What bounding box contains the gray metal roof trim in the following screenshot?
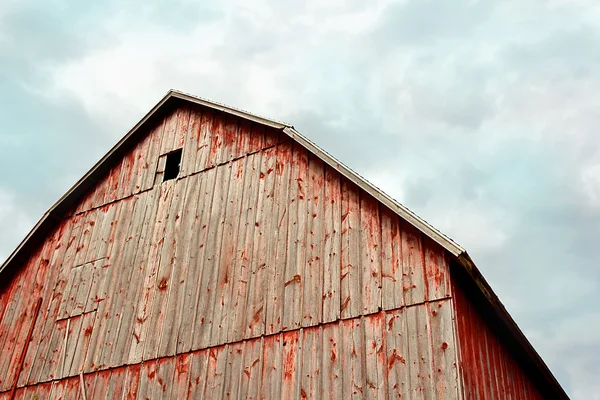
[282,126,465,257]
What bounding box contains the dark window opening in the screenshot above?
[163,148,182,182]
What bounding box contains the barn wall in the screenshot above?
[0,103,459,398]
[8,305,456,400]
[452,268,545,400]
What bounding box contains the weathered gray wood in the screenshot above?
[159,108,181,155]
[189,167,218,350]
[196,163,231,349]
[406,304,434,399]
[360,195,382,315]
[176,174,207,354]
[136,359,157,400]
[364,312,386,399]
[246,143,276,339]
[222,341,244,399]
[260,333,283,399]
[188,349,210,398]
[67,311,97,377]
[202,345,227,398]
[429,299,460,399]
[144,178,187,361]
[280,329,302,399]
[385,308,410,398]
[226,153,261,343]
[239,336,263,398]
[401,221,426,306]
[302,155,325,328]
[321,321,342,398]
[114,188,160,367]
[194,109,214,172]
[264,142,292,335]
[171,353,192,400]
[180,107,202,177]
[128,184,173,364]
[322,167,341,324]
[159,175,200,357]
[142,120,166,191]
[340,180,361,319]
[301,326,322,399]
[282,144,306,331]
[211,158,246,346]
[152,358,176,400]
[381,210,403,311]
[100,193,149,368]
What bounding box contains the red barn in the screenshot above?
[0,90,568,399]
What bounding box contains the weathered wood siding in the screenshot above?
[7,305,456,400]
[452,269,545,400]
[0,103,459,398]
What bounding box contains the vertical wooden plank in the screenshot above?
[195,163,231,349]
[340,180,361,319]
[159,108,181,155]
[90,369,111,398]
[401,221,426,306]
[180,106,202,177]
[246,145,277,339]
[342,318,365,399]
[381,210,403,311]
[85,198,131,371]
[240,337,264,399]
[211,158,246,346]
[174,105,191,150]
[423,236,451,301]
[280,330,301,400]
[128,183,173,364]
[159,177,198,357]
[247,122,265,154]
[145,179,188,360]
[171,353,192,400]
[226,153,261,343]
[67,311,97,377]
[360,195,381,315]
[111,189,160,367]
[136,360,158,400]
[235,119,252,158]
[429,300,460,399]
[264,142,292,335]
[385,309,410,399]
[176,174,207,354]
[300,326,322,399]
[406,304,434,399]
[202,346,227,399]
[322,166,341,324]
[37,314,69,382]
[281,144,307,331]
[194,109,214,172]
[302,155,325,328]
[321,321,343,399]
[116,148,135,200]
[261,334,283,400]
[142,119,166,191]
[105,367,127,400]
[189,167,218,351]
[206,111,225,168]
[188,350,209,399]
[219,114,239,163]
[101,193,151,368]
[364,313,387,399]
[24,219,79,385]
[153,357,176,400]
[222,341,244,400]
[60,314,83,377]
[123,364,142,400]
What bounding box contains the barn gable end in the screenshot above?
[0,90,568,399]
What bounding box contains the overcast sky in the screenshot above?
[1,0,599,397]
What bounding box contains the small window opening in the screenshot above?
[163,148,182,182]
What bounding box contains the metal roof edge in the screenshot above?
[282,126,465,257]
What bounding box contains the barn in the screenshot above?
[0,90,568,399]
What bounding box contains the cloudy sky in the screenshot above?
[1,0,599,397]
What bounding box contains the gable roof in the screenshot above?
[0,89,568,398]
